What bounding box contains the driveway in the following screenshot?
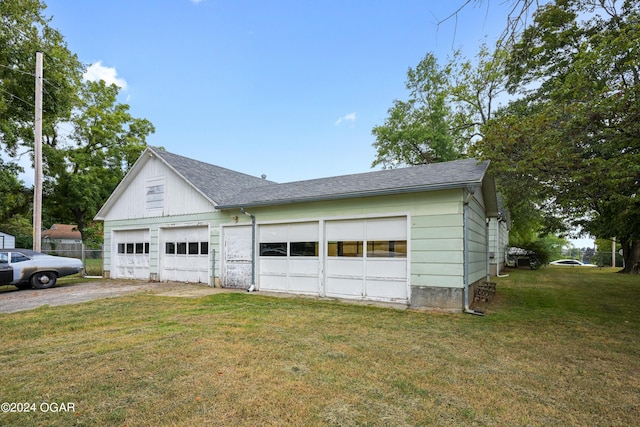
[0,280,241,314]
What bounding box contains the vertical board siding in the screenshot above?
[103,156,214,221]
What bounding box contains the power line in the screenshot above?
[0,62,35,77]
[0,87,34,109]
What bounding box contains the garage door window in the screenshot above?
[328,241,364,257]
[260,242,319,257]
[367,240,407,258]
[290,242,318,257]
[188,242,199,255]
[260,242,287,256]
[165,241,209,255]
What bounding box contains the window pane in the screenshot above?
[328,241,363,257]
[135,243,144,254]
[367,240,407,258]
[11,253,30,263]
[200,242,208,255]
[188,242,199,255]
[290,242,318,256]
[145,243,150,254]
[260,242,287,256]
[118,243,125,254]
[177,242,187,254]
[166,242,175,254]
[126,243,134,254]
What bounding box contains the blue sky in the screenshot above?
[41,0,514,182]
[27,0,594,247]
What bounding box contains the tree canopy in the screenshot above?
[1,0,154,246]
[474,0,640,272]
[371,45,506,168]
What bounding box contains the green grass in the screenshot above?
[1,267,639,426]
[82,258,103,276]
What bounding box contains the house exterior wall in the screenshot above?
[488,217,509,276]
[101,187,493,311]
[102,155,214,221]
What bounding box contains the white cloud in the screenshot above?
[83,61,128,89]
[335,112,356,126]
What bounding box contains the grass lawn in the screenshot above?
[1,267,638,426]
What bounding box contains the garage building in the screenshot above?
[96,146,499,311]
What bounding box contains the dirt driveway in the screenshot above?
[0,280,242,314]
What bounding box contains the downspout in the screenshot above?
[486,219,491,284]
[464,187,484,316]
[496,217,509,277]
[240,208,256,292]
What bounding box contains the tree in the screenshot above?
[372,46,507,168]
[372,53,458,168]
[0,0,82,155]
[44,80,155,241]
[475,0,640,273]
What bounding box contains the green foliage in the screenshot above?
[510,231,566,265]
[0,215,33,248]
[0,0,82,153]
[372,45,507,168]
[476,0,640,272]
[44,80,154,239]
[372,53,458,168]
[1,2,153,243]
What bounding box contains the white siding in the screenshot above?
[489,217,509,275]
[102,156,214,221]
[0,232,15,249]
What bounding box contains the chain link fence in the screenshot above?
[41,243,104,277]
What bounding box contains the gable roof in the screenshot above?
[217,158,495,213]
[95,146,273,219]
[96,147,498,220]
[151,147,274,204]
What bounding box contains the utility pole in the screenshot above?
[33,51,43,252]
[612,237,616,268]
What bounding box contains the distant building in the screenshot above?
[0,231,16,249]
[42,224,82,256]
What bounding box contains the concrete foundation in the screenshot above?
[410,286,464,312]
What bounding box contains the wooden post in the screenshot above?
[33,51,43,251]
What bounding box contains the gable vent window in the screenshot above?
[146,177,165,213]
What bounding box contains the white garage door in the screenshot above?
[161,226,209,283]
[259,222,320,295]
[326,217,408,302]
[113,229,150,280]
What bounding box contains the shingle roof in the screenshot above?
[150,147,273,205]
[216,158,490,209]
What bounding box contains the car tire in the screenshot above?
[31,272,57,289]
[15,283,33,290]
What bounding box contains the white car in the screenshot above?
[549,259,597,267]
[0,249,84,289]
